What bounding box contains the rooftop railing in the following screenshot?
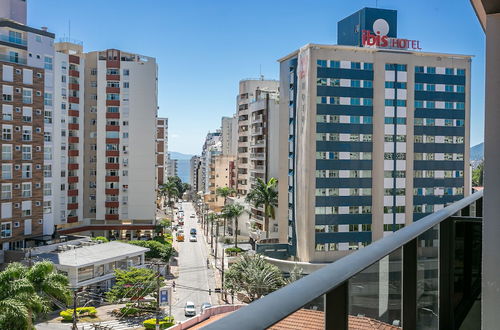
[205,191,483,329]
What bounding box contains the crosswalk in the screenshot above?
[78,319,143,330]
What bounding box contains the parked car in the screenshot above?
[190,228,197,235]
[189,235,197,242]
[190,214,195,218]
[200,302,212,314]
[184,301,196,317]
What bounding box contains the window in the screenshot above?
[1,222,12,238]
[2,105,13,120]
[445,68,454,75]
[107,106,119,113]
[22,88,32,104]
[22,126,32,141]
[43,201,52,214]
[123,69,130,76]
[22,164,31,179]
[22,183,31,197]
[106,93,119,100]
[2,125,12,140]
[1,184,12,199]
[90,68,97,75]
[22,107,32,122]
[44,56,53,70]
[123,82,129,88]
[106,131,119,138]
[1,164,12,179]
[363,63,373,70]
[43,183,51,196]
[351,62,361,69]
[351,80,360,88]
[426,84,435,91]
[44,146,52,160]
[457,69,465,76]
[44,92,53,106]
[43,164,52,178]
[427,67,436,74]
[2,145,12,160]
[78,266,94,281]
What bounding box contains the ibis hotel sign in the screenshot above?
[361,18,421,50]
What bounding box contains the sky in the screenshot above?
[29,0,485,155]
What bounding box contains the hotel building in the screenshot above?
[278,8,471,262]
[156,117,168,185]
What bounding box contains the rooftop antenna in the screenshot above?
[375,0,378,8]
[259,64,264,80]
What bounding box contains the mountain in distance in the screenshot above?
[169,151,194,160]
[470,142,484,161]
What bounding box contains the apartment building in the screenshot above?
[235,79,278,196]
[221,116,237,156]
[200,131,221,194]
[190,155,200,192]
[0,0,57,250]
[206,154,235,212]
[278,7,471,262]
[166,154,177,178]
[156,117,168,185]
[48,48,158,239]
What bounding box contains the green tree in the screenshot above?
[245,178,278,239]
[126,240,174,262]
[166,176,188,199]
[106,267,160,303]
[222,203,246,249]
[216,186,236,206]
[224,254,285,302]
[160,181,178,208]
[92,236,109,243]
[472,162,484,186]
[0,261,71,330]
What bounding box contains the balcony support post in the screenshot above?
[439,218,454,329]
[402,238,417,330]
[324,281,348,330]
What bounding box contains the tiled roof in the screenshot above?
[267,309,402,330]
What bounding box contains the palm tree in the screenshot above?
[245,177,278,239]
[216,186,236,206]
[161,181,178,215]
[0,261,70,330]
[216,187,236,237]
[206,212,219,250]
[224,254,285,302]
[223,203,246,249]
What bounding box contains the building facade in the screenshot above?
[278,8,471,262]
[221,116,237,156]
[156,117,168,185]
[0,1,56,250]
[235,79,278,196]
[190,155,201,192]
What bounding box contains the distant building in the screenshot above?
[166,154,178,178]
[156,118,168,185]
[190,155,201,192]
[221,116,237,156]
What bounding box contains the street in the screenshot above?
[170,202,216,322]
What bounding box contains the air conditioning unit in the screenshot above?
[14,184,20,189]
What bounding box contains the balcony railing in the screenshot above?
[0,53,27,65]
[0,34,27,46]
[206,191,483,330]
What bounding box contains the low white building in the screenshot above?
[38,241,149,289]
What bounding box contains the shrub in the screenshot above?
[143,317,175,329]
[225,247,243,255]
[92,236,109,243]
[127,240,174,262]
[60,307,97,321]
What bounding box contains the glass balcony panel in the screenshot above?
[348,248,402,328]
[417,224,439,329]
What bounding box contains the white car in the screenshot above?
[184,301,196,317]
[189,235,197,242]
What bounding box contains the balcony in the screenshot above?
[0,34,27,46]
[106,125,120,131]
[250,152,265,160]
[68,70,79,77]
[67,203,78,210]
[106,87,120,93]
[106,74,120,81]
[105,214,119,221]
[68,163,79,170]
[68,96,79,104]
[68,176,79,183]
[68,83,79,91]
[105,176,119,182]
[105,188,119,195]
[207,192,483,329]
[68,150,79,157]
[0,55,27,68]
[105,201,119,208]
[68,136,79,143]
[106,150,119,157]
[106,100,120,106]
[68,110,79,117]
[69,54,80,64]
[251,127,263,136]
[68,123,79,130]
[67,216,78,223]
[67,190,78,197]
[106,138,120,144]
[106,112,120,119]
[106,163,120,170]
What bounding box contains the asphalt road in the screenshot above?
[170,202,215,322]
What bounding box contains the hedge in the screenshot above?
[143,317,175,329]
[60,307,97,321]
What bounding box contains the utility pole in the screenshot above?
[214,224,219,264]
[156,263,161,330]
[221,246,225,302]
[71,289,78,330]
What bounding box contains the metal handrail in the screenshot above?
[204,191,483,330]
